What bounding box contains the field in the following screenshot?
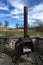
[0,28,43,37]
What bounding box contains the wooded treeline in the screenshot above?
[0,21,43,32]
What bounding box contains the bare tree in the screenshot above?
[16,23,19,29]
[4,20,9,37]
[36,21,43,32]
[4,20,9,28]
[0,22,2,27]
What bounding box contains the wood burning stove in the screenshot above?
[12,6,34,63]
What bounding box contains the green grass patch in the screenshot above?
[0,29,43,36]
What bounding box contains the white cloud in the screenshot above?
[9,1,43,22]
[3,0,25,20]
[0,6,9,11]
[7,0,25,20]
[10,8,23,15]
[11,16,19,19]
[11,14,24,21]
[7,0,26,15]
[8,0,25,10]
[28,3,43,21]
[0,14,4,17]
[0,0,28,20]
[0,1,9,11]
[0,0,43,24]
[0,13,12,17]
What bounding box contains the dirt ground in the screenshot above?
[0,52,43,65]
[0,53,14,65]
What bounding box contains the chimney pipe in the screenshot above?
[24,6,28,38]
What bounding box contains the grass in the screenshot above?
[28,30,43,36]
[0,29,43,37]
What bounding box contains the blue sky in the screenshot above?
[0,0,43,28]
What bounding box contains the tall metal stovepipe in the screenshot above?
[24,6,28,38]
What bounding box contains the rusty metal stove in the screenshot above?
[12,6,34,63]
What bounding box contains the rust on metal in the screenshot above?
[24,6,28,38]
